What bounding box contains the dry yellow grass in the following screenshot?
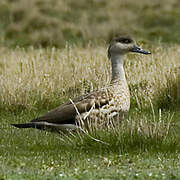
[0,44,179,111]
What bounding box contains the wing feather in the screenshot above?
[31,89,110,124]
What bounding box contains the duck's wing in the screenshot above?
[31,89,110,124]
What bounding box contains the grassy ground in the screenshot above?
[0,42,179,179]
[1,110,180,179]
[0,0,180,47]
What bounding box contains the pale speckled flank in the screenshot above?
[76,80,130,129]
[11,36,150,132]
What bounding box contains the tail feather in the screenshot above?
[11,122,78,132]
[11,123,36,129]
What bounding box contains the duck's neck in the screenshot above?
[110,54,126,83]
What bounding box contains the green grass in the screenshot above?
[1,110,180,179]
[0,42,179,179]
[0,0,180,47]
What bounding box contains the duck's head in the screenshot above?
[108,36,151,59]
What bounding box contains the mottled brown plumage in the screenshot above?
[12,36,151,132]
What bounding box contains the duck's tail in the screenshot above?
[11,122,78,131]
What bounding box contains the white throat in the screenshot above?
[110,54,126,82]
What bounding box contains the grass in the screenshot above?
[0,42,179,179]
[0,0,180,47]
[1,110,180,179]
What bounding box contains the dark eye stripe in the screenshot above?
[113,36,134,44]
[120,39,131,43]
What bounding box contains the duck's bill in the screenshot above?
[132,46,151,54]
